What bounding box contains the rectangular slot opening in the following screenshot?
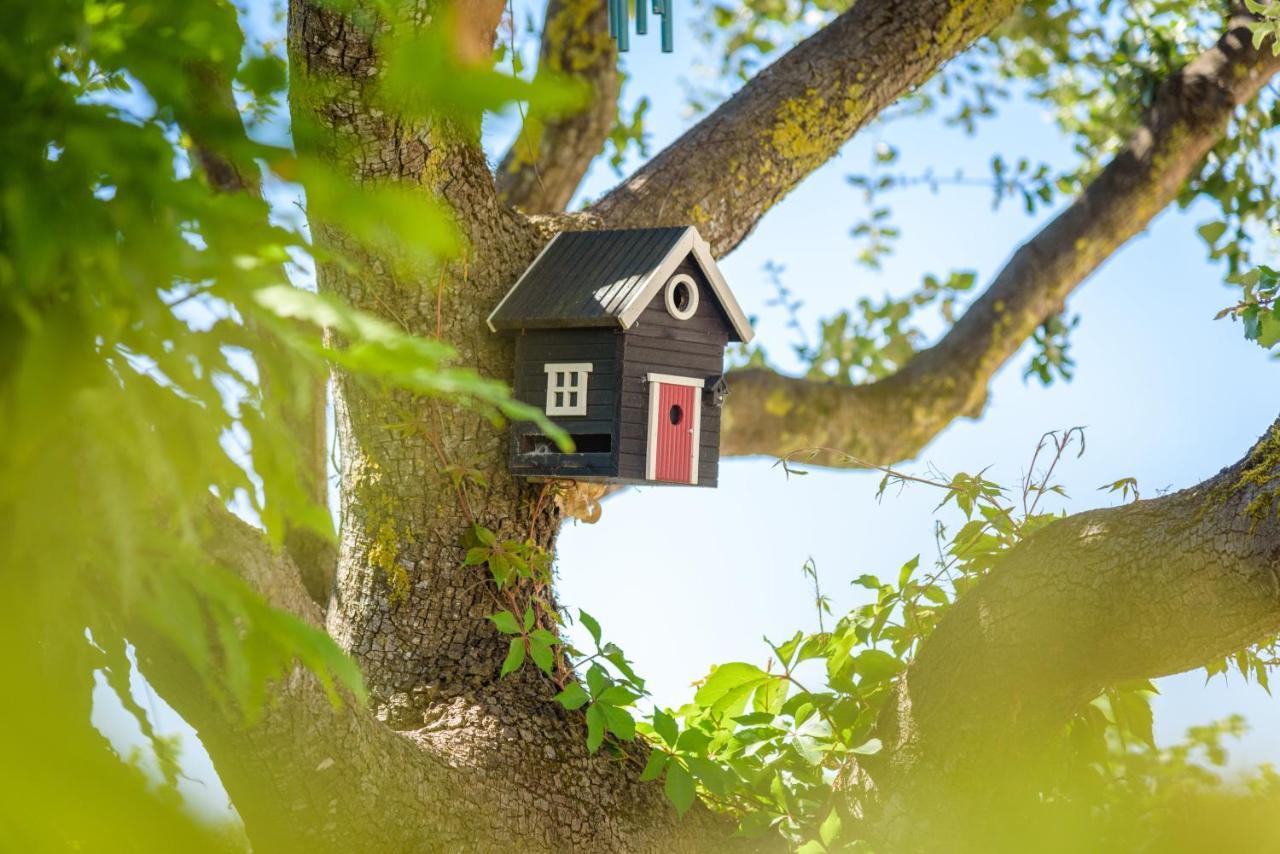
[518,433,612,455]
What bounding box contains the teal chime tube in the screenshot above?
[608,0,669,52]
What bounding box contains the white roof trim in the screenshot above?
[486,231,567,333]
[616,227,754,343]
[487,226,755,343]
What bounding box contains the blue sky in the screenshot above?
[98,0,1280,824]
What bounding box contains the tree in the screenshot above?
[4,0,1280,851]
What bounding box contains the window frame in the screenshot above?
[543,362,593,417]
[663,273,700,321]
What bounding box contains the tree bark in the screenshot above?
[139,508,748,852]
[719,14,1280,467]
[495,0,620,213]
[866,415,1280,848]
[283,2,757,848]
[590,0,1020,256]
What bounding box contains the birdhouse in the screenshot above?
[488,226,754,487]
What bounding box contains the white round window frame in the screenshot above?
[664,274,700,321]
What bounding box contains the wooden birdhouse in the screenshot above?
[488,226,754,487]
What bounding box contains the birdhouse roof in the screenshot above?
[487,226,754,343]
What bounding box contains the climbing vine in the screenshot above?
[479,427,1280,849]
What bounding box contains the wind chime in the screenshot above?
[608,0,674,52]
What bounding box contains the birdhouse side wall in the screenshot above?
[509,328,623,479]
[617,260,731,487]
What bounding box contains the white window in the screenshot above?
[544,363,593,416]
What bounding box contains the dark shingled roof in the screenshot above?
[488,227,689,330]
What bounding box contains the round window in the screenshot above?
[668,404,683,425]
[663,274,700,320]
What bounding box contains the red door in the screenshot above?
[652,382,696,483]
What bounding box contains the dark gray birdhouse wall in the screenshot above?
[617,259,732,486]
[508,327,622,479]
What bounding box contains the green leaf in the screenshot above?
[639,750,668,782]
[1258,307,1280,349]
[694,662,770,716]
[854,649,904,686]
[751,675,788,715]
[499,637,525,677]
[522,605,535,632]
[579,609,603,647]
[676,728,712,754]
[897,555,920,589]
[528,633,555,675]
[238,54,287,97]
[1198,220,1227,246]
[1244,305,1262,341]
[663,762,696,815]
[601,703,636,741]
[586,663,610,697]
[819,807,843,846]
[850,737,883,756]
[489,610,520,635]
[1112,688,1156,750]
[653,709,678,746]
[598,685,641,706]
[554,682,590,711]
[585,703,606,753]
[792,714,832,765]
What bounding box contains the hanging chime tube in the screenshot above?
[607,0,670,52]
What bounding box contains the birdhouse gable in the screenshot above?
[494,226,753,489]
[487,226,754,343]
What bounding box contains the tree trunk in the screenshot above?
[283,3,757,848]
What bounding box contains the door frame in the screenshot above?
[645,372,704,484]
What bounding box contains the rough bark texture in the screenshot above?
[591,0,1020,255]
[142,509,745,853]
[720,15,1280,467]
[495,0,620,213]
[867,417,1280,848]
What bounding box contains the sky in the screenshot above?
[97,0,1280,825]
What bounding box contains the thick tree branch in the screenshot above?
[722,15,1280,467]
[201,502,324,625]
[496,0,619,212]
[868,414,1280,846]
[591,0,1019,255]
